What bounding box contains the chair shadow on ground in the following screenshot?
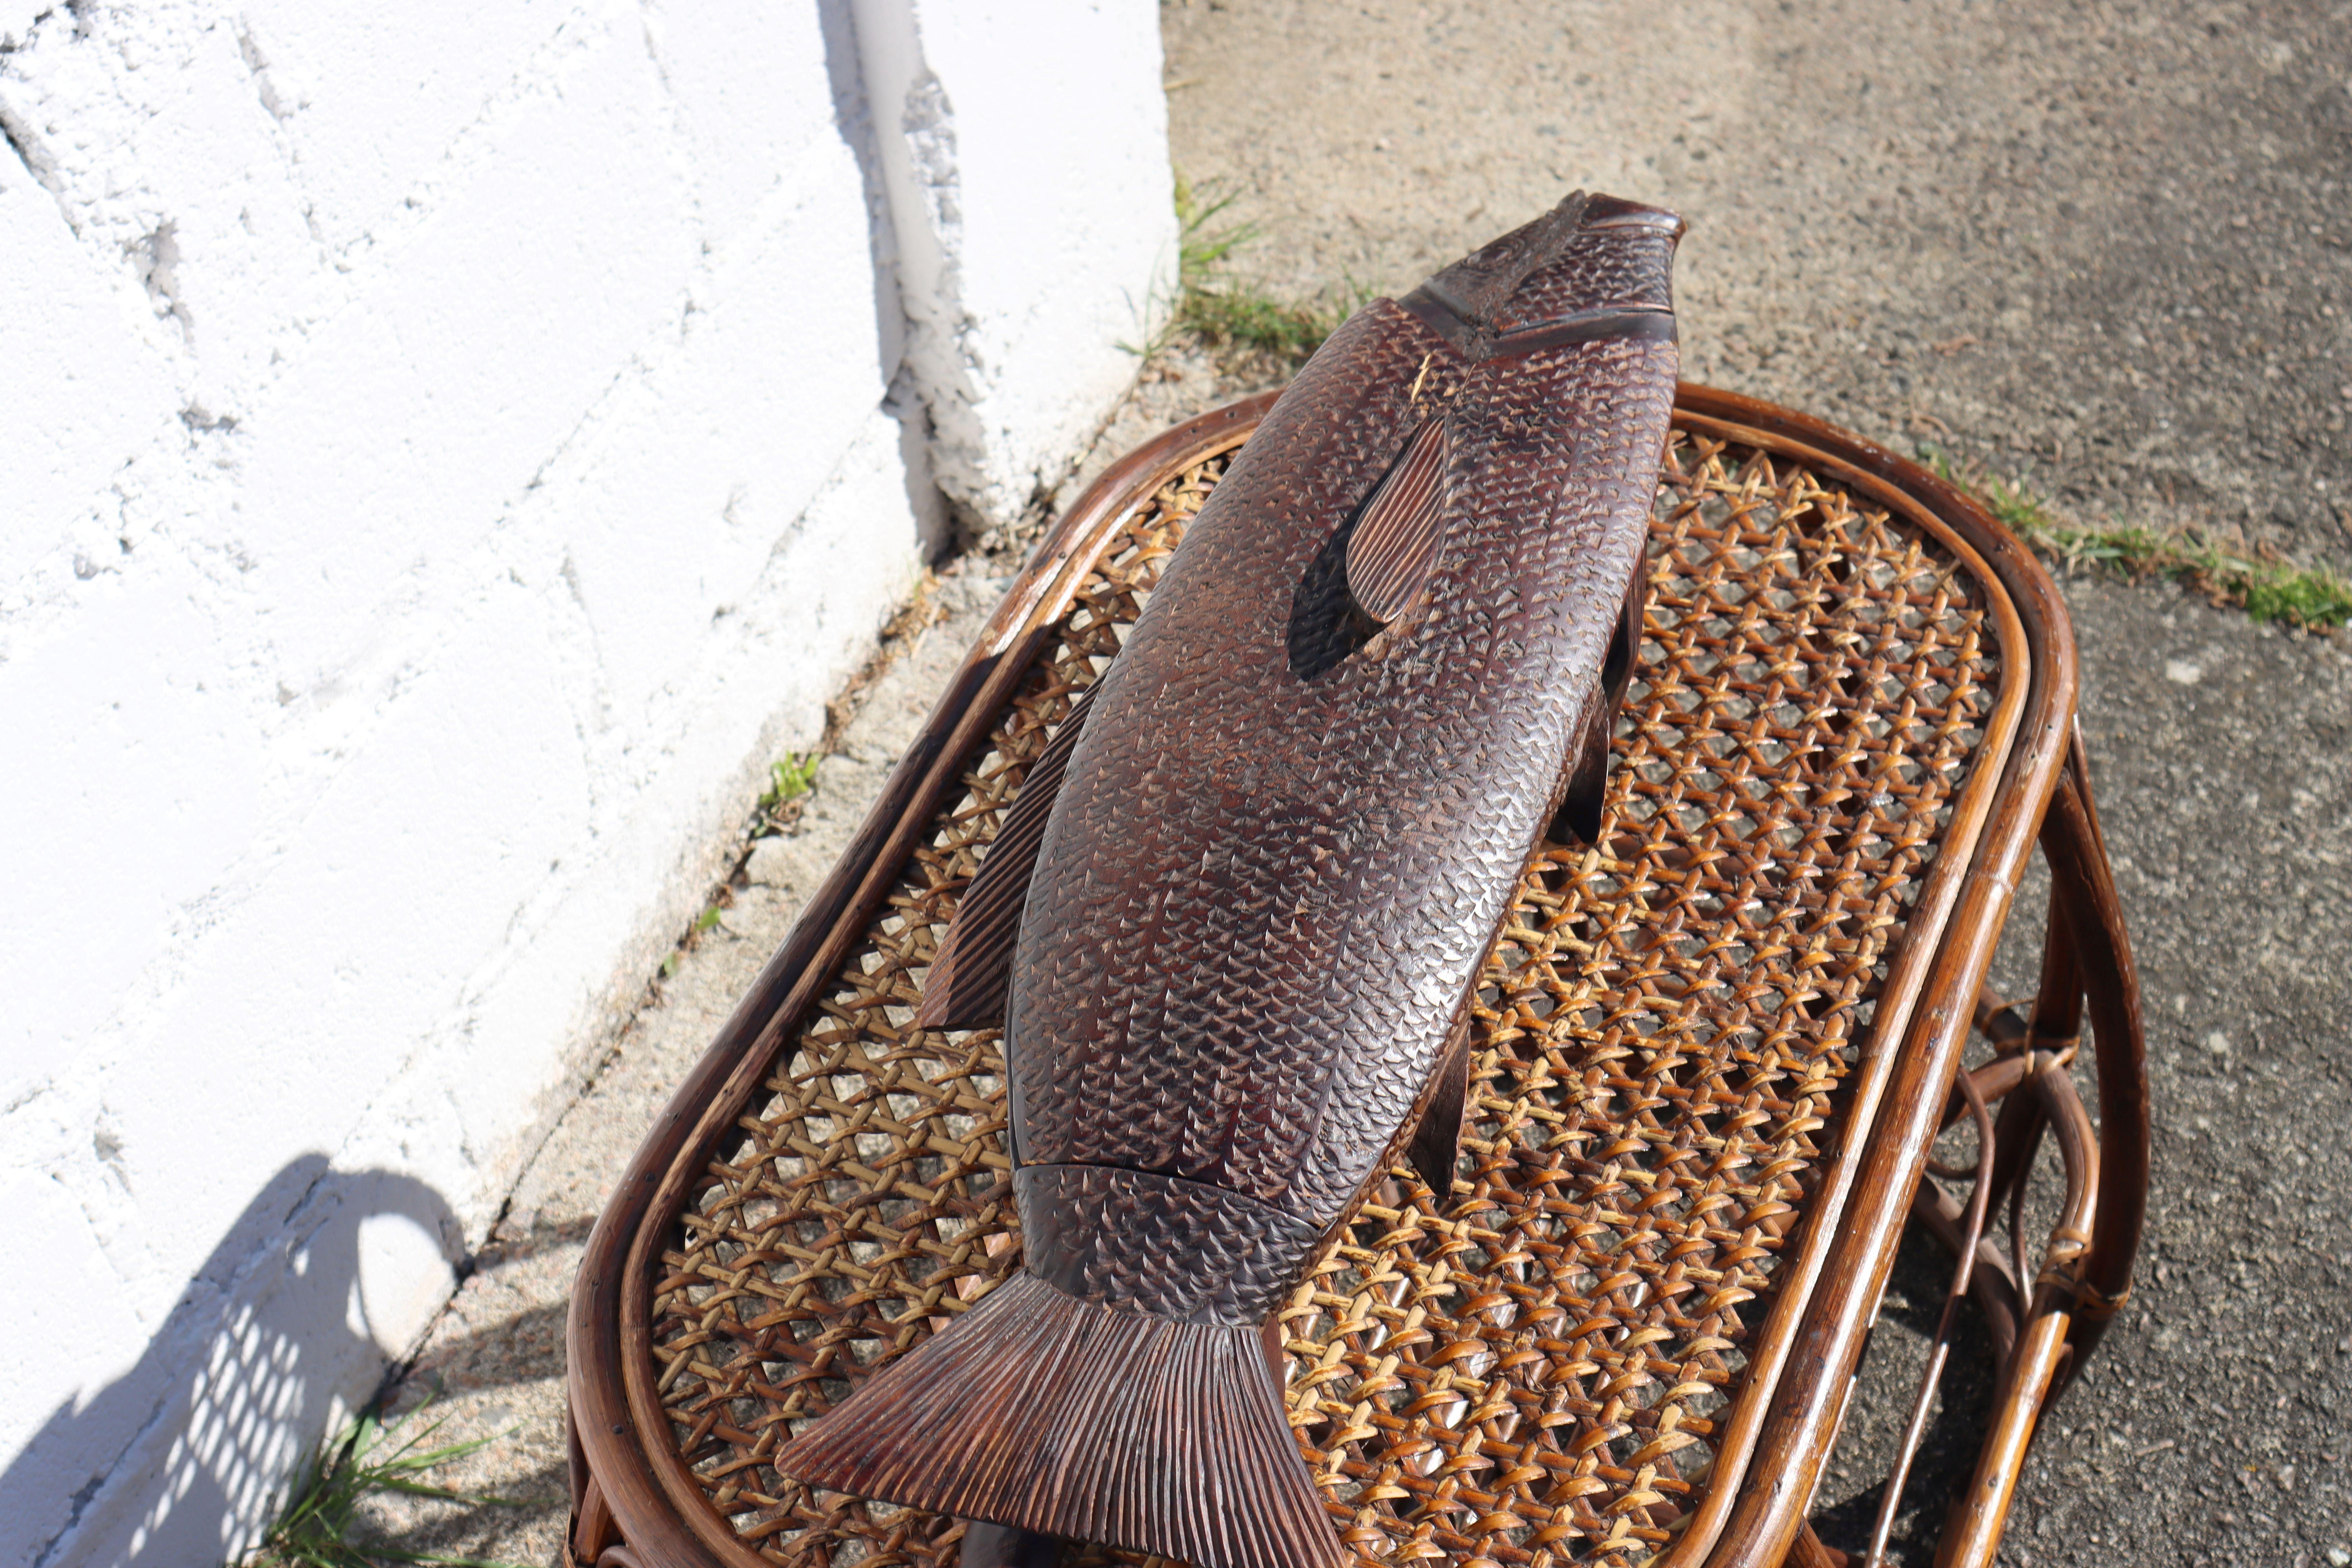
[1808,1224,2006,1567]
[331,1217,601,1566]
[2,1155,470,1568]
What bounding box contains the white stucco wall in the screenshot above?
[0,3,1174,1565]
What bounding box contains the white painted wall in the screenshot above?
[856,0,1179,532]
[0,3,1174,1564]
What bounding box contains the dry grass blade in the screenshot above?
[241,1397,532,1568]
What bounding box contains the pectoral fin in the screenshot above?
[1345,415,1450,625]
[1600,557,1645,709]
[1549,564,1646,847]
[1407,1010,1474,1199]
[916,683,1100,1031]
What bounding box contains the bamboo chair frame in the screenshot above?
[565,386,2148,1568]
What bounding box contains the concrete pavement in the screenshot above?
[1163,0,2352,570]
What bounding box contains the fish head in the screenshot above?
[1405,191,1683,348]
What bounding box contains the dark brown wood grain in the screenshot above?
[778,194,1686,1568]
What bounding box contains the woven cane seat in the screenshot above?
[569,387,2125,1568]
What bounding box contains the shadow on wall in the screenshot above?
[5,1157,466,1568]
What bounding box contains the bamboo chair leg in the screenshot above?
[567,1403,621,1565]
[1935,1300,2072,1567]
[571,1480,620,1566]
[1932,729,2144,1567]
[1864,1069,1996,1568]
[1936,1065,2099,1568]
[2043,725,2150,1380]
[1789,1521,1850,1567]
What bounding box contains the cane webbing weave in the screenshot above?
[644,427,1999,1568]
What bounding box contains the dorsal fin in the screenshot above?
[915,682,1100,1031]
[1344,416,1450,624]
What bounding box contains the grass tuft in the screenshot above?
[1166,174,1365,368]
[759,753,820,813]
[751,752,823,841]
[242,1399,530,1568]
[1918,446,2352,633]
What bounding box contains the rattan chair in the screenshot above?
[565,386,2148,1568]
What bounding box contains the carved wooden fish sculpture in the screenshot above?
[777,192,1683,1568]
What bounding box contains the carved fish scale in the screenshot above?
[1016,201,1680,1279]
[778,192,1683,1568]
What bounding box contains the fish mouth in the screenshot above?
[1398,190,1683,359]
[1486,303,1677,358]
[1399,292,1678,363]
[1580,191,1688,238]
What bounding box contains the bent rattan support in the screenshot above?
[1827,722,2149,1568]
[1918,732,2148,1568]
[564,386,2147,1568]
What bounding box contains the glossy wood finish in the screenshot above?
[1642,395,2033,1568]
[566,387,2146,1568]
[1663,389,2146,1568]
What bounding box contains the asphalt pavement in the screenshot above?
[1162,2,2352,1562]
[1164,0,2352,570]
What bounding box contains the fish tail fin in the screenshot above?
[774,1273,1340,1568]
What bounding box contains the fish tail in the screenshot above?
[774,1272,1340,1568]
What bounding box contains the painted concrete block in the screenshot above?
[416,404,930,1209]
[0,165,178,587]
[0,1176,154,1568]
[539,144,898,733]
[855,0,1176,534]
[650,0,875,261]
[4,1160,468,1568]
[0,551,262,1130]
[228,0,579,258]
[229,19,697,700]
[0,2,336,406]
[0,1,1160,1561]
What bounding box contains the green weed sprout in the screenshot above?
[1916,445,2352,633]
[244,1398,530,1568]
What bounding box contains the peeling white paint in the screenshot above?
[0,3,1170,1563]
[854,0,1177,533]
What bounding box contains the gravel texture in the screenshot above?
[1163,0,2352,571]
[337,7,2352,1566]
